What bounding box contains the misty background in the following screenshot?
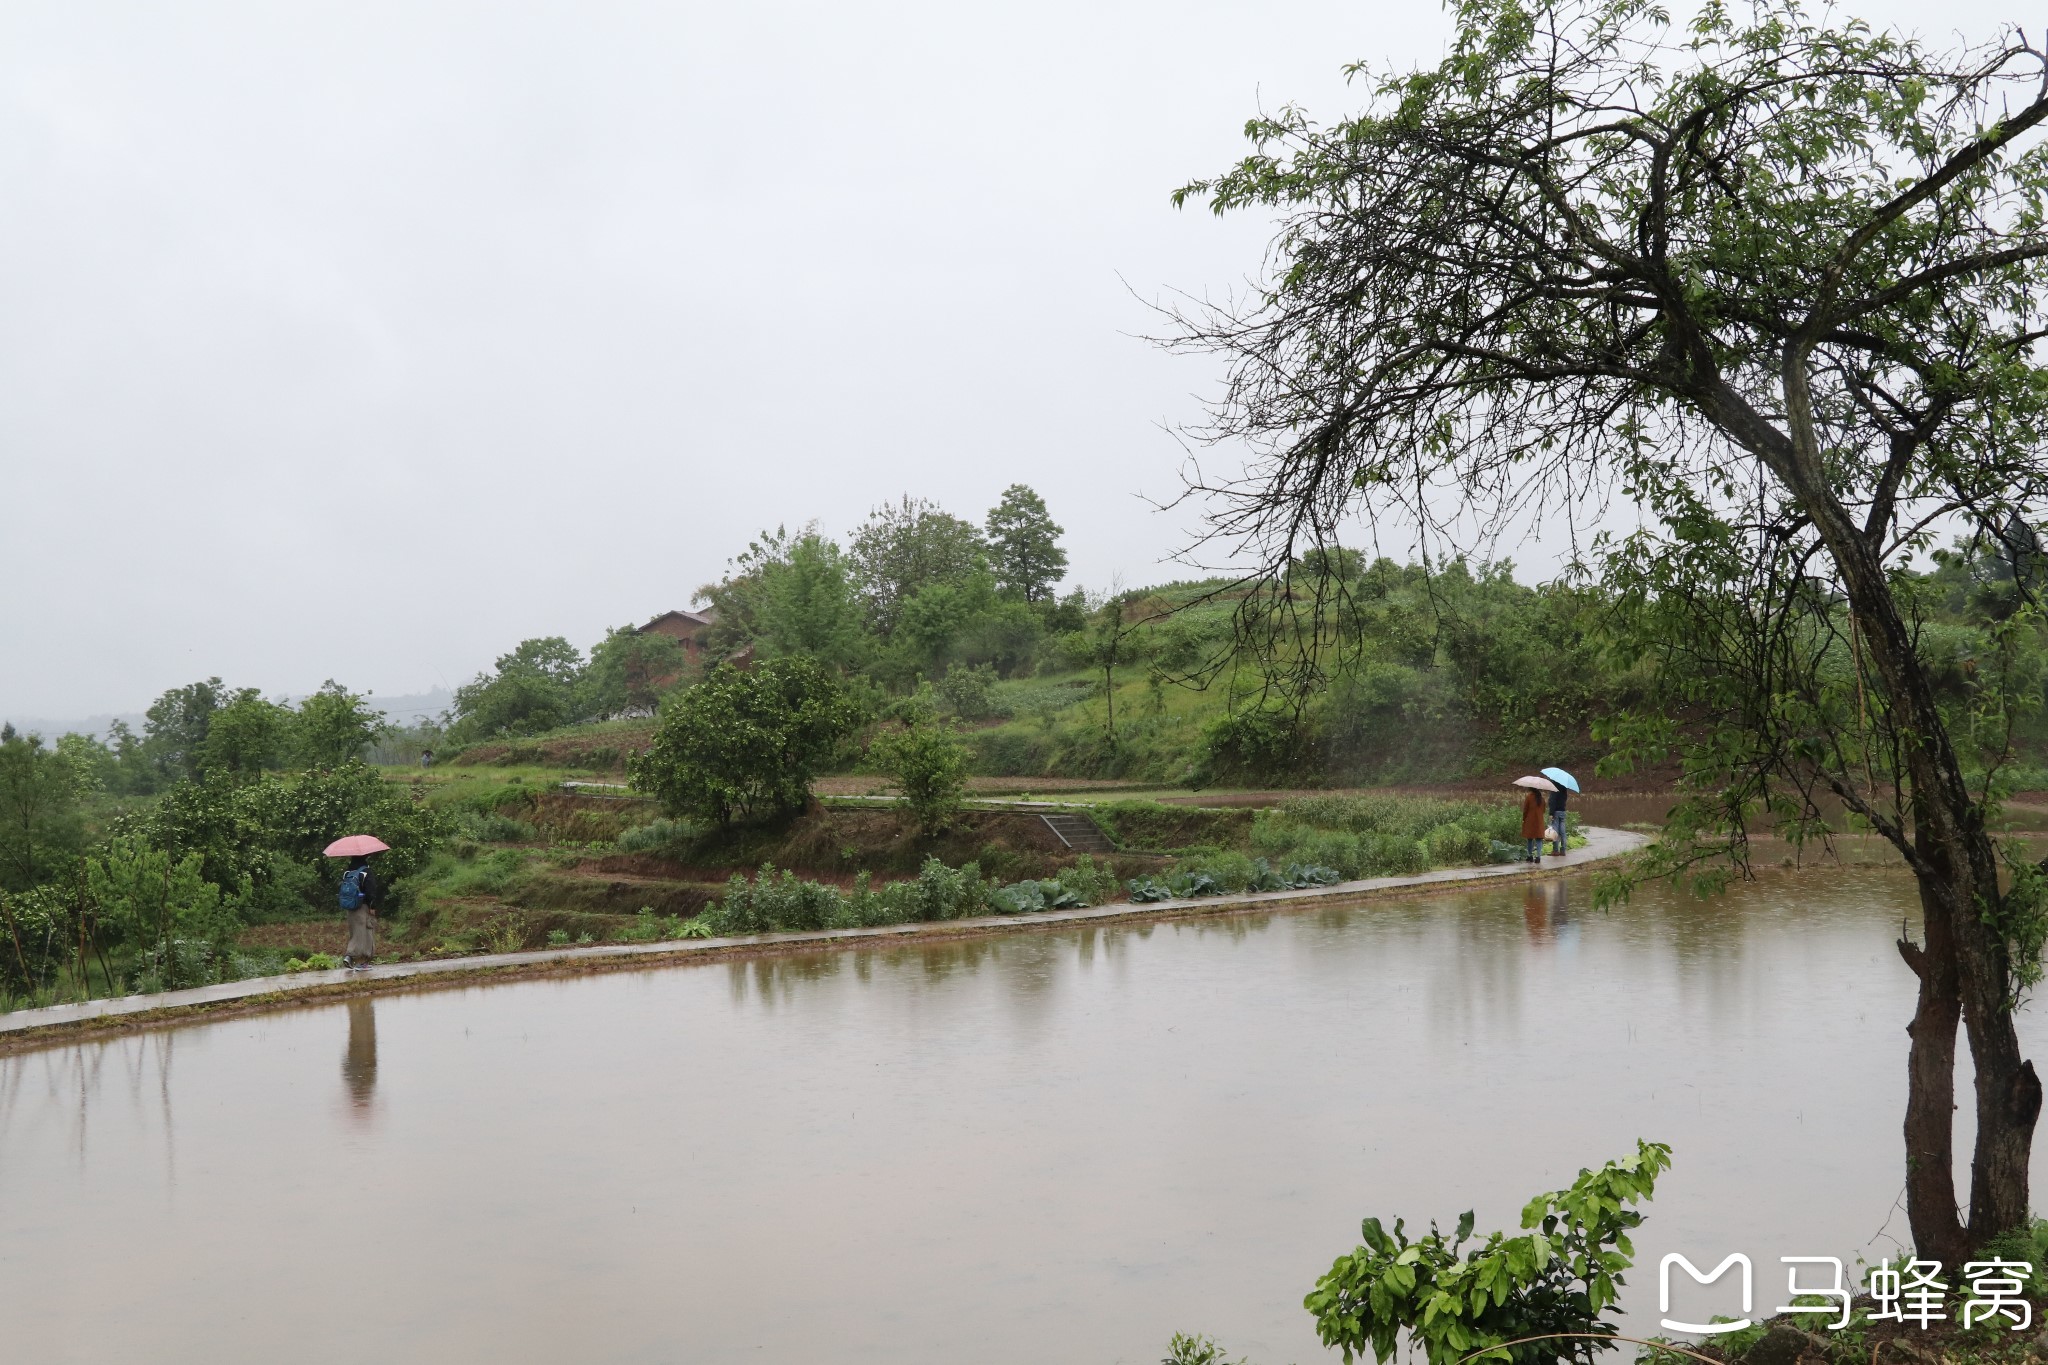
[0,0,1993,732]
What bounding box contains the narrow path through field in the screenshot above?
[0,826,1651,1043]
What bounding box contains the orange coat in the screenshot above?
[1520,789,1547,839]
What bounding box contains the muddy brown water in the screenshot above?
[3,866,2042,1364]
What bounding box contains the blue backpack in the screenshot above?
[338,868,369,911]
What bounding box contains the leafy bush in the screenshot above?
[619,908,687,942]
[1305,1141,1671,1365]
[1128,859,1342,902]
[1161,1335,1249,1365]
[631,658,864,826]
[88,836,248,971]
[451,811,535,843]
[618,818,697,856]
[1055,855,1118,906]
[1424,823,1490,866]
[702,857,992,934]
[869,721,969,836]
[132,937,233,992]
[0,884,75,994]
[708,865,844,934]
[116,761,448,916]
[990,878,1083,914]
[937,663,1004,719]
[285,952,343,973]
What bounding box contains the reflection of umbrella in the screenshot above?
[1512,775,1560,792]
[324,835,391,857]
[1541,767,1581,793]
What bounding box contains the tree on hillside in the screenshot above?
[583,626,688,718]
[1171,0,2048,1260]
[695,525,870,670]
[849,496,986,636]
[144,678,226,783]
[293,681,386,768]
[0,731,85,891]
[197,689,293,778]
[630,658,863,826]
[985,484,1069,604]
[869,719,968,836]
[755,530,869,669]
[446,638,585,744]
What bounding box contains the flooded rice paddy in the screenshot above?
[3,865,2039,1364]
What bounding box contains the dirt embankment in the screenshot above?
[449,725,656,772]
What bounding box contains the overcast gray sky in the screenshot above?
[0,0,2011,723]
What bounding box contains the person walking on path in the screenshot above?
[340,855,379,968]
[1520,785,1548,864]
[1547,783,1570,857]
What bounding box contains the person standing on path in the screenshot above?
[340,855,379,968]
[1520,785,1548,864]
[1547,782,1570,857]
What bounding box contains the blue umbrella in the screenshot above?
[1541,767,1580,792]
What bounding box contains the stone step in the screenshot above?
[1041,812,1116,854]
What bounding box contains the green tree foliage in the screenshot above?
[87,836,245,963]
[0,883,75,996]
[52,732,117,796]
[985,483,1068,604]
[869,721,968,836]
[0,731,86,891]
[447,637,586,744]
[144,677,226,783]
[849,496,986,637]
[1305,1142,1671,1365]
[753,529,868,668]
[1172,0,2048,1255]
[583,625,688,718]
[293,680,386,768]
[631,659,864,825]
[120,762,446,918]
[197,689,294,778]
[1062,592,1155,753]
[697,526,869,669]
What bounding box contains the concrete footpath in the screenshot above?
[0,825,1650,1042]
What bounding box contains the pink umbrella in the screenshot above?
[1511,775,1560,792]
[324,834,391,857]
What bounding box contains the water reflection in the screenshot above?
[1523,879,1570,941]
[341,999,377,1117]
[0,866,2025,1365]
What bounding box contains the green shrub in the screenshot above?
[704,858,992,934]
[0,884,76,995]
[1362,832,1427,876]
[451,811,534,843]
[1161,1334,1248,1365]
[1423,823,1490,866]
[1305,1141,1671,1365]
[990,879,1080,914]
[1172,849,1258,891]
[1128,858,1341,902]
[869,721,969,836]
[618,818,696,856]
[937,663,1004,719]
[631,658,864,825]
[285,952,343,973]
[619,908,684,942]
[1056,855,1118,906]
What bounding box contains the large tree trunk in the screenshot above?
[1831,533,2042,1260]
